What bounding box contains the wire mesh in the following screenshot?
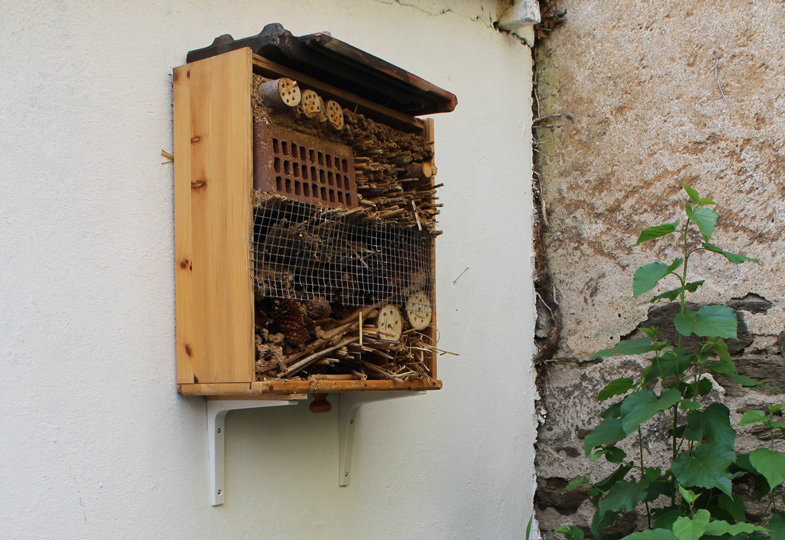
[251,197,432,307]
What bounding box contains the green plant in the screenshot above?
[555,185,784,540]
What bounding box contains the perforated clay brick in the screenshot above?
[254,123,357,209]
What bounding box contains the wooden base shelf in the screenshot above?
[179,378,442,398]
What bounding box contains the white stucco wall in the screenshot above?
[1,1,536,538]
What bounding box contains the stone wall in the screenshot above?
[532,0,785,534]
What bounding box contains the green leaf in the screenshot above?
[584,417,625,455]
[714,493,746,523]
[623,529,678,540]
[600,401,623,420]
[591,446,627,464]
[593,463,634,494]
[654,508,684,531]
[739,410,768,426]
[749,448,785,492]
[683,378,714,398]
[670,443,736,497]
[684,403,736,450]
[703,520,765,537]
[634,259,682,297]
[565,474,591,491]
[604,447,627,464]
[650,281,705,303]
[683,184,701,203]
[678,485,699,504]
[641,327,659,339]
[686,204,718,241]
[620,389,681,435]
[705,341,762,387]
[637,221,680,245]
[702,242,760,264]
[555,525,584,540]
[674,305,737,339]
[769,511,785,540]
[645,350,693,384]
[593,338,659,359]
[673,509,710,540]
[593,477,651,536]
[598,378,635,401]
[680,399,700,411]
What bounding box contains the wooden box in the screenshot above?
[174,47,447,398]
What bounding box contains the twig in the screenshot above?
[712,49,729,106]
[160,149,174,165]
[284,337,358,377]
[452,266,470,285]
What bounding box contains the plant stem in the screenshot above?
[638,427,652,527]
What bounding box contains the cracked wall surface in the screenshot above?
[533,0,785,534]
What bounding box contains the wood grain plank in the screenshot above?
[173,64,195,384]
[174,48,254,384]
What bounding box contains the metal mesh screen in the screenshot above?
[252,197,432,307]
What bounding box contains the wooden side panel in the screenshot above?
[174,48,254,384]
[424,118,438,380]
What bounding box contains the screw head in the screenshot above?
[216,427,222,433]
[217,489,222,495]
[344,472,349,478]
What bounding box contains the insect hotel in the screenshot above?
[173,24,457,408]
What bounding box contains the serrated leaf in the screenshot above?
[634,260,682,297]
[670,443,735,496]
[686,205,718,241]
[673,509,710,540]
[683,184,701,203]
[623,529,678,540]
[702,242,760,264]
[598,377,635,401]
[739,410,767,426]
[637,221,680,245]
[684,403,736,450]
[704,519,765,537]
[565,474,591,491]
[584,417,625,455]
[593,338,658,359]
[555,525,584,540]
[650,281,705,303]
[674,305,737,339]
[749,448,785,492]
[769,511,785,540]
[620,389,681,435]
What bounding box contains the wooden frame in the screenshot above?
[174,48,441,397]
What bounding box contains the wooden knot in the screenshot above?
[191,180,207,190]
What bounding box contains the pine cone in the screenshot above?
[272,298,309,347]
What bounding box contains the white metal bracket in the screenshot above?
[338,391,423,486]
[207,399,296,506]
